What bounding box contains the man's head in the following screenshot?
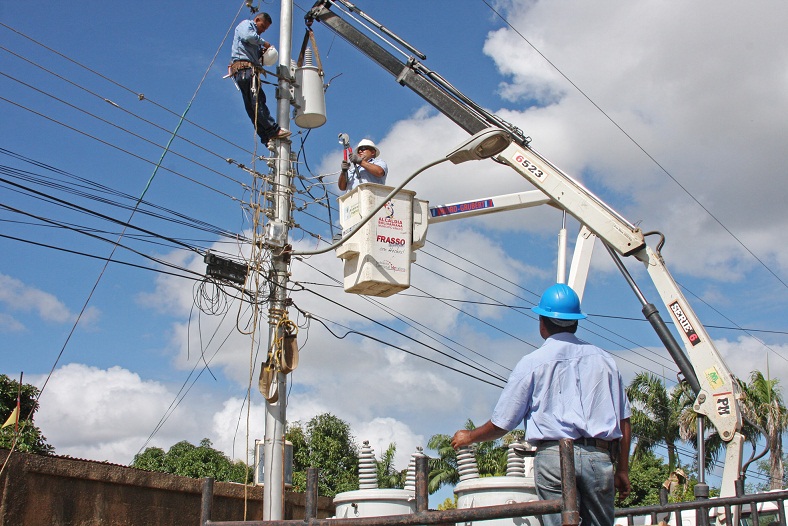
[356,139,380,159]
[539,315,578,337]
[253,12,273,34]
[531,283,586,337]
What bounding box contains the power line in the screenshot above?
[0,22,255,158]
[478,0,788,291]
[296,257,513,379]
[0,96,240,200]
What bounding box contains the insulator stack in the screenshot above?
[404,446,423,492]
[358,441,378,490]
[456,446,479,481]
[506,442,526,477]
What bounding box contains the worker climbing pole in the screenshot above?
[250,0,325,520]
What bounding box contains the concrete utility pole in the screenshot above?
[262,0,293,520]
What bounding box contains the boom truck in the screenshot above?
[304,0,746,518]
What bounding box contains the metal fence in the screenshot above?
[615,489,788,526]
[201,438,579,526]
[200,439,788,526]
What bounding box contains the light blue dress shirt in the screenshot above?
[231,20,267,68]
[491,332,631,441]
[345,158,388,190]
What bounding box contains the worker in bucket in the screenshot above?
[451,283,631,526]
[229,12,291,145]
[338,139,388,192]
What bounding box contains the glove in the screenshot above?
[341,160,350,171]
[350,153,362,164]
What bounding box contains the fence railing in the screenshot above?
[201,438,579,526]
[615,489,788,526]
[201,439,788,526]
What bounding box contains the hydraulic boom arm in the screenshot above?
[306,0,743,497]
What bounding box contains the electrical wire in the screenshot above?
[478,0,788,291]
[296,257,512,379]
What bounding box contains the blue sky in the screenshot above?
[2,0,788,504]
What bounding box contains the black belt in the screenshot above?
[539,438,615,451]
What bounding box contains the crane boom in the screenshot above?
[306,0,743,499]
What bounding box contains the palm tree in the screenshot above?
[739,370,788,490]
[626,372,693,471]
[427,432,459,494]
[376,442,405,488]
[677,373,772,479]
[426,420,521,494]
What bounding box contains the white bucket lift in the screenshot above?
[336,183,429,297]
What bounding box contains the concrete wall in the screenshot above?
[0,448,333,526]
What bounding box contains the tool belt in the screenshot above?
[228,60,259,76]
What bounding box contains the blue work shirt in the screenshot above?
[231,20,267,68]
[345,158,388,190]
[491,332,631,441]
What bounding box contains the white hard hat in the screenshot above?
[356,139,380,157]
[262,46,279,67]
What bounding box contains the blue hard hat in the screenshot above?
[531,283,587,320]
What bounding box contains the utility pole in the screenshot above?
[262,0,293,520]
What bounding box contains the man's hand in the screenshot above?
[350,152,362,164]
[615,470,631,502]
[451,430,473,450]
[341,160,350,171]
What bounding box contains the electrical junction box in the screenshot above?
[254,439,293,487]
[336,183,429,297]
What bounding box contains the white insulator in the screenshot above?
[456,446,479,481]
[404,446,423,492]
[358,441,378,490]
[303,47,314,67]
[506,442,526,477]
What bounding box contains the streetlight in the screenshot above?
[291,127,513,257]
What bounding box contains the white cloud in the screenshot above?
[354,417,424,471]
[32,364,217,464]
[715,336,788,384]
[0,273,100,328]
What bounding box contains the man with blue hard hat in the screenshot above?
[451,283,631,526]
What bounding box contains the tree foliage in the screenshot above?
[285,413,359,497]
[618,450,702,509]
[754,453,788,492]
[739,371,788,490]
[427,419,521,494]
[131,438,251,483]
[376,442,405,489]
[0,374,55,455]
[626,373,693,472]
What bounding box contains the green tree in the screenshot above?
[754,453,788,492]
[0,374,54,455]
[618,450,704,509]
[376,442,405,489]
[740,370,788,490]
[285,413,359,497]
[427,420,521,494]
[131,438,251,483]
[626,373,693,471]
[427,432,458,494]
[437,496,458,510]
